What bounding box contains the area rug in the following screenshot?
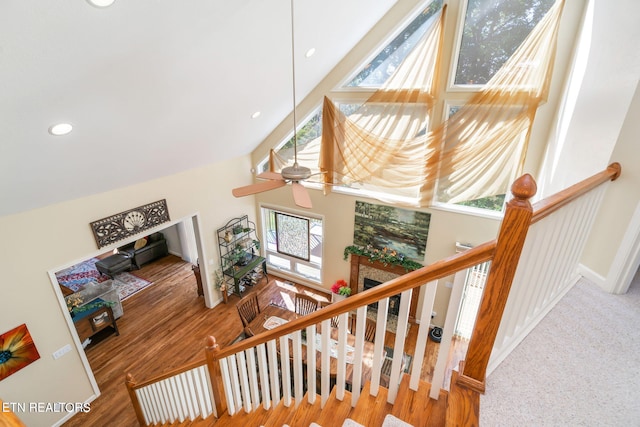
[113,272,153,301]
[367,309,411,335]
[56,257,153,301]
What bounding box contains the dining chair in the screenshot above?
[236,294,260,328]
[319,300,340,328]
[363,318,377,342]
[294,292,319,316]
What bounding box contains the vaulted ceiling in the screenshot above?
[0,0,397,216]
[2,1,639,217]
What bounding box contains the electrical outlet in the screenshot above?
[52,344,72,360]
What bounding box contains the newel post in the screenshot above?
[125,373,147,426]
[459,174,537,392]
[205,336,227,418]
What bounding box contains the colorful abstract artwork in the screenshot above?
[0,324,40,381]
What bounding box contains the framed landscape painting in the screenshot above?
[353,200,430,260]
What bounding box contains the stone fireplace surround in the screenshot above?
[348,254,420,322]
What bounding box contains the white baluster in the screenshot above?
[411,281,436,390]
[305,325,317,404]
[245,347,260,411]
[257,343,271,409]
[279,335,292,407]
[292,330,304,407]
[267,339,281,406]
[218,358,235,415]
[236,351,252,412]
[336,311,349,400]
[350,305,367,406]
[430,274,464,399]
[320,318,331,407]
[370,297,389,396]
[387,289,411,403]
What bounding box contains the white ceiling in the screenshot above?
[0,0,397,216]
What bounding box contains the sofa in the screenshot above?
[118,232,169,269]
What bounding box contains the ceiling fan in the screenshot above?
[231,0,314,209]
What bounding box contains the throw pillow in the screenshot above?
[134,238,148,250]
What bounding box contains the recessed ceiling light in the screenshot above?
[251,111,261,119]
[305,48,316,58]
[87,0,116,8]
[49,123,73,136]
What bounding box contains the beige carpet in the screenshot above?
[480,271,640,426]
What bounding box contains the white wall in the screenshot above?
[581,82,640,289]
[0,156,255,426]
[254,186,501,327]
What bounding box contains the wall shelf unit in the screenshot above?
[217,215,267,303]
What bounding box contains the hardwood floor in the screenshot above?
[63,255,465,426]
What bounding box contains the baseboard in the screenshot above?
[577,263,608,290]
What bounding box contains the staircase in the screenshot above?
[124,164,621,427]
[160,373,456,426]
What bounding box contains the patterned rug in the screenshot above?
[367,309,411,335]
[56,257,153,301]
[112,272,153,301]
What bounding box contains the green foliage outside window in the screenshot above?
[455,0,555,85]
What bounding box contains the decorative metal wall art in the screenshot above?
[90,199,170,248]
[0,324,40,382]
[275,212,310,261]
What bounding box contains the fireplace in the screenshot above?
[363,278,401,316]
[349,254,420,322]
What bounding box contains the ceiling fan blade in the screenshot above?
[256,171,285,181]
[232,179,287,197]
[291,182,312,208]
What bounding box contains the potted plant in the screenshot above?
[213,269,226,292]
[330,279,351,302]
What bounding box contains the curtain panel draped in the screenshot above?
[318,0,565,207]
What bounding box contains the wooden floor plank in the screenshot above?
[61,254,461,426]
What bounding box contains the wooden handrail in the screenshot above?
[531,162,621,223]
[124,163,622,423]
[125,358,206,391]
[214,240,496,360]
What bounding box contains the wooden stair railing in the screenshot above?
[124,163,621,426]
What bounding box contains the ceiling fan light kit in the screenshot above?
[232,0,314,209]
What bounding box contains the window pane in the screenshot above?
[346,1,443,88]
[260,108,323,174]
[454,0,555,85]
[262,207,323,283]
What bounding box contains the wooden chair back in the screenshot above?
[236,294,260,328]
[363,318,377,342]
[294,292,319,316]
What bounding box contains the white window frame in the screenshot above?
[260,204,324,285]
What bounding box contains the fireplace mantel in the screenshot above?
[348,254,420,322]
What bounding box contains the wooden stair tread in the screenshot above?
[287,393,324,427]
[348,381,393,427]
[390,374,447,427]
[211,405,272,427]
[314,387,353,427]
[262,398,297,427]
